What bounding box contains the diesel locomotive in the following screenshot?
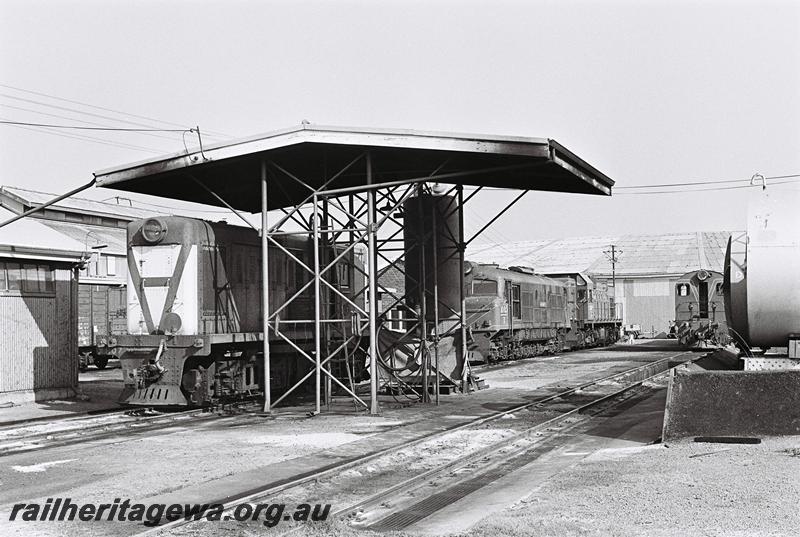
[97,216,363,407]
[464,262,621,363]
[673,269,730,348]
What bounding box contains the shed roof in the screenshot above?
[468,231,734,278]
[0,185,157,221]
[0,207,84,263]
[39,220,127,255]
[94,124,614,211]
[0,185,223,222]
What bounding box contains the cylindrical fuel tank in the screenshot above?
[727,186,800,347]
[403,192,461,322]
[723,232,748,343]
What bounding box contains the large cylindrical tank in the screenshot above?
[724,186,800,347]
[723,232,748,343]
[403,192,461,322]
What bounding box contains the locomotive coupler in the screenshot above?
[136,339,168,388]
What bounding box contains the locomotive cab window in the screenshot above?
[676,283,690,297]
[472,279,498,296]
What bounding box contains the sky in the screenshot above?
[1,0,798,247]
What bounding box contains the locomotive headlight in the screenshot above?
[142,218,167,243]
[162,312,182,334]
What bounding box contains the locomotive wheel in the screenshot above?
[94,355,109,370]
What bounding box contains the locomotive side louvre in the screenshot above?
[101,216,360,407]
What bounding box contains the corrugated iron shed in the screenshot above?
[468,231,735,278]
[0,207,82,403]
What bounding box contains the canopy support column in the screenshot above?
[261,161,272,413]
[367,153,380,415]
[457,185,469,392]
[313,194,322,415]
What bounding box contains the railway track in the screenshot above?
[138,350,695,536]
[0,400,259,458]
[347,373,661,531]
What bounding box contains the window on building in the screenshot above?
[6,263,22,290]
[39,265,54,292]
[387,307,409,331]
[0,262,54,293]
[106,255,117,276]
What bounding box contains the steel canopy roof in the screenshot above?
[94,124,614,212]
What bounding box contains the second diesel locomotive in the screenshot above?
[97,215,363,407]
[465,262,621,363]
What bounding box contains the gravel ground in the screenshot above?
[0,344,691,537]
[0,363,123,425]
[467,436,800,537]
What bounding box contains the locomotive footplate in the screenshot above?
[98,335,212,406]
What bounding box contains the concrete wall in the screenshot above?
[663,368,800,439]
[0,263,78,402]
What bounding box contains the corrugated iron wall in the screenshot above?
[0,267,78,394]
[622,278,676,337]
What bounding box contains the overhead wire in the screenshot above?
[0,103,195,143]
[614,173,800,190]
[0,119,189,132]
[464,204,523,259]
[3,119,164,154]
[615,177,800,195]
[0,93,196,134]
[0,83,232,139]
[462,173,800,195]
